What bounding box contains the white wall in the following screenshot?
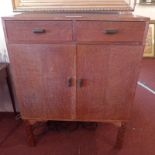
[0,0,13,62]
[135,5,155,20]
[0,1,13,16]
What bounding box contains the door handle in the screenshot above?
[32,28,46,33]
[103,29,118,35]
[77,79,83,88]
[67,78,73,87]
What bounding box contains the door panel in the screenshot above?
[77,45,143,121]
[104,45,143,120]
[76,45,109,121]
[8,44,76,120]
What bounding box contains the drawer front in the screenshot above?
[5,21,73,43]
[75,21,146,43]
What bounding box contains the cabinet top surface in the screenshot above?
[2,13,149,22]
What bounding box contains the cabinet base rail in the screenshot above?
[24,120,127,149]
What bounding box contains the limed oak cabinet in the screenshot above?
[2,13,149,147]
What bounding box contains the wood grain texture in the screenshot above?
[2,14,149,22]
[76,45,144,121]
[24,120,36,146]
[8,44,76,120]
[5,21,73,44]
[114,122,127,149]
[75,21,146,43]
[2,14,149,122]
[2,13,149,147]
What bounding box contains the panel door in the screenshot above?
[76,45,143,121]
[8,44,76,120]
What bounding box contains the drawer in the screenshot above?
[5,21,73,43]
[75,21,146,43]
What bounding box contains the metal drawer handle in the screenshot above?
[77,79,83,88]
[32,28,46,33]
[67,78,73,87]
[103,29,118,35]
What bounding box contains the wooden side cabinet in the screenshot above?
[2,13,149,148]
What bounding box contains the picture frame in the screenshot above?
[12,0,136,12]
[139,0,155,5]
[143,21,155,57]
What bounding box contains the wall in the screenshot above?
[0,1,12,62]
[134,5,155,20]
[0,1,155,112]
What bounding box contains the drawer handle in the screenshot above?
[77,79,83,88]
[104,29,118,35]
[67,78,73,87]
[32,28,46,33]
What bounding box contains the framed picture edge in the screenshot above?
[143,20,155,58]
[139,0,155,5]
[11,0,136,12]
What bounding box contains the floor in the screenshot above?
[0,59,155,155]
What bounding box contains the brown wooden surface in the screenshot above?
[76,45,143,121]
[2,13,149,147]
[2,13,149,22]
[76,45,109,121]
[5,21,72,44]
[2,14,149,122]
[75,21,146,43]
[8,44,76,120]
[24,120,36,146]
[114,122,127,149]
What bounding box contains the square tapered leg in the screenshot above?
[24,120,36,146]
[114,122,127,149]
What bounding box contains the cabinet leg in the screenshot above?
[114,122,127,149]
[24,120,36,146]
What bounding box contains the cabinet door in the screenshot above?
[76,45,143,121]
[8,44,76,120]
